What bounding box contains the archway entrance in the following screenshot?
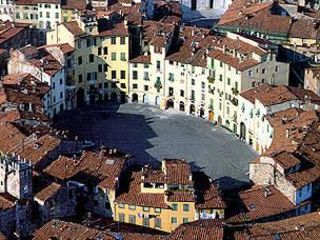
[76,88,85,107]
[179,101,185,111]
[143,94,149,103]
[240,122,246,140]
[199,107,205,118]
[189,104,195,115]
[132,93,138,102]
[155,96,160,105]
[166,99,174,109]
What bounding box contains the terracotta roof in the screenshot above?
[142,21,176,46]
[167,190,195,202]
[62,21,85,37]
[99,22,129,37]
[0,122,27,154]
[35,182,62,202]
[16,134,60,167]
[45,149,130,190]
[116,170,169,208]
[129,55,151,64]
[33,220,115,240]
[241,84,320,106]
[164,159,193,185]
[0,22,27,47]
[163,220,223,240]
[61,0,87,10]
[0,193,16,210]
[236,211,320,239]
[219,0,320,40]
[227,185,296,223]
[44,43,75,54]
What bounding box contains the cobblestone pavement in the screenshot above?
[55,103,257,189]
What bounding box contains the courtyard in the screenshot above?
[55,103,257,189]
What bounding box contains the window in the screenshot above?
[144,63,149,69]
[191,79,195,85]
[143,206,150,212]
[60,78,63,85]
[111,52,116,61]
[227,78,230,85]
[98,64,102,72]
[129,204,136,210]
[171,217,177,224]
[209,0,213,8]
[169,73,174,81]
[77,41,81,49]
[180,90,184,97]
[120,52,126,61]
[129,215,136,224]
[144,85,149,91]
[60,91,63,99]
[183,204,189,212]
[119,203,125,209]
[183,218,188,223]
[78,74,83,83]
[118,213,125,222]
[120,83,126,89]
[132,71,138,80]
[55,12,59,19]
[98,47,102,55]
[155,208,161,213]
[235,81,238,91]
[171,203,178,211]
[252,81,256,87]
[103,47,108,55]
[120,70,126,79]
[111,70,116,79]
[144,72,149,80]
[89,54,94,62]
[275,66,279,72]
[86,39,91,47]
[156,61,161,71]
[143,218,150,227]
[262,68,266,74]
[132,84,138,89]
[120,37,125,44]
[248,70,252,76]
[78,56,82,65]
[219,74,222,81]
[220,61,223,67]
[201,81,205,89]
[104,64,108,72]
[111,37,116,44]
[155,218,161,229]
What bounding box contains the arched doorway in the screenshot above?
[76,88,85,107]
[208,111,214,121]
[166,99,174,109]
[240,122,246,140]
[132,93,138,103]
[199,107,205,118]
[111,93,117,103]
[179,101,185,111]
[189,104,195,115]
[155,96,160,105]
[143,94,149,103]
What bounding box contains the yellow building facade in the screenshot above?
[114,159,226,233]
[47,18,129,105]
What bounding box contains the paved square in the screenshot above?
[55,103,257,189]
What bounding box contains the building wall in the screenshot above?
[114,201,197,232]
[304,68,320,96]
